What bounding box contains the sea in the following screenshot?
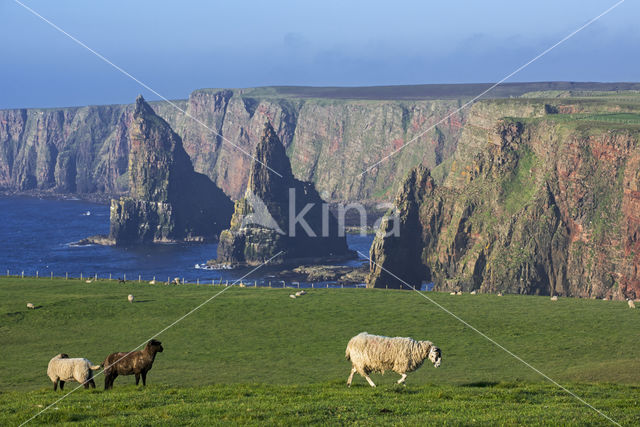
[0,196,374,287]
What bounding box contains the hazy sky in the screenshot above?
[1,0,638,108]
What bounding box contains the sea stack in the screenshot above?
[217,122,354,265]
[109,95,233,245]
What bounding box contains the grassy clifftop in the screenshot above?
[1,277,639,424]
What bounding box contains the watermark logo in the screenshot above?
[239,188,400,238]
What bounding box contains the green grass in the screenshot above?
[1,277,639,425]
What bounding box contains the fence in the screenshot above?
[3,269,369,289]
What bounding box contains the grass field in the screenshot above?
[1,277,639,425]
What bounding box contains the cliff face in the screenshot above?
[0,88,464,202]
[368,99,640,300]
[109,96,233,245]
[217,122,353,265]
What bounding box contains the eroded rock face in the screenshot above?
[216,122,354,265]
[0,89,465,202]
[109,96,233,245]
[367,99,640,299]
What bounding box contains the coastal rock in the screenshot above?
[367,99,640,300]
[216,122,355,265]
[109,96,233,245]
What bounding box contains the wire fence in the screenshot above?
[3,269,369,289]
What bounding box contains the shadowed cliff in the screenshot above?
[217,122,354,265]
[109,96,233,245]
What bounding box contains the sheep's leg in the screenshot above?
[89,379,96,389]
[135,373,140,385]
[364,374,376,388]
[141,371,147,386]
[53,379,58,391]
[347,368,356,387]
[59,381,65,391]
[397,373,407,385]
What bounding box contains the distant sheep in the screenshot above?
[629,300,636,309]
[128,294,134,303]
[149,279,156,285]
[551,296,558,301]
[47,354,101,391]
[345,332,441,387]
[103,339,163,389]
[289,294,296,299]
[173,278,180,285]
[470,290,477,295]
[26,303,35,309]
[295,290,307,296]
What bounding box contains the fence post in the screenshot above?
[124,274,126,282]
[138,275,141,283]
[36,271,39,279]
[66,272,68,280]
[22,271,24,278]
[167,277,170,285]
[269,281,271,288]
[51,272,53,280]
[80,273,83,281]
[95,274,97,281]
[326,283,328,288]
[197,278,199,285]
[109,273,112,281]
[312,283,314,289]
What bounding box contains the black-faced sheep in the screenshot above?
[345,332,441,387]
[47,354,101,391]
[103,339,163,389]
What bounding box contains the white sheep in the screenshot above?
[26,303,35,309]
[289,294,296,299]
[551,296,558,301]
[149,279,156,285]
[47,354,101,390]
[128,294,134,303]
[470,290,477,295]
[295,290,307,296]
[345,332,441,387]
[628,300,636,309]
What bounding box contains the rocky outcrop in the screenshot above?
[108,96,233,245]
[216,122,354,265]
[367,99,640,300]
[0,87,466,202]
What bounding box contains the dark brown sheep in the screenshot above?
[103,339,163,390]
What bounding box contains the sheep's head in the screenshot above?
[428,346,441,368]
[148,339,164,353]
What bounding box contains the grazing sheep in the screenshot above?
[289,294,296,299]
[456,291,462,295]
[26,302,35,309]
[345,332,441,388]
[149,279,156,285]
[470,290,477,295]
[173,277,180,285]
[295,290,307,296]
[628,299,636,309]
[47,354,101,391]
[118,278,126,284]
[103,339,164,389]
[551,296,558,301]
[128,294,134,303]
[449,292,456,295]
[497,292,503,297]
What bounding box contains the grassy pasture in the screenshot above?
[1,277,639,425]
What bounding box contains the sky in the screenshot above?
[0,0,638,109]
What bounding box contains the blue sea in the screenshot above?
[0,196,374,286]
